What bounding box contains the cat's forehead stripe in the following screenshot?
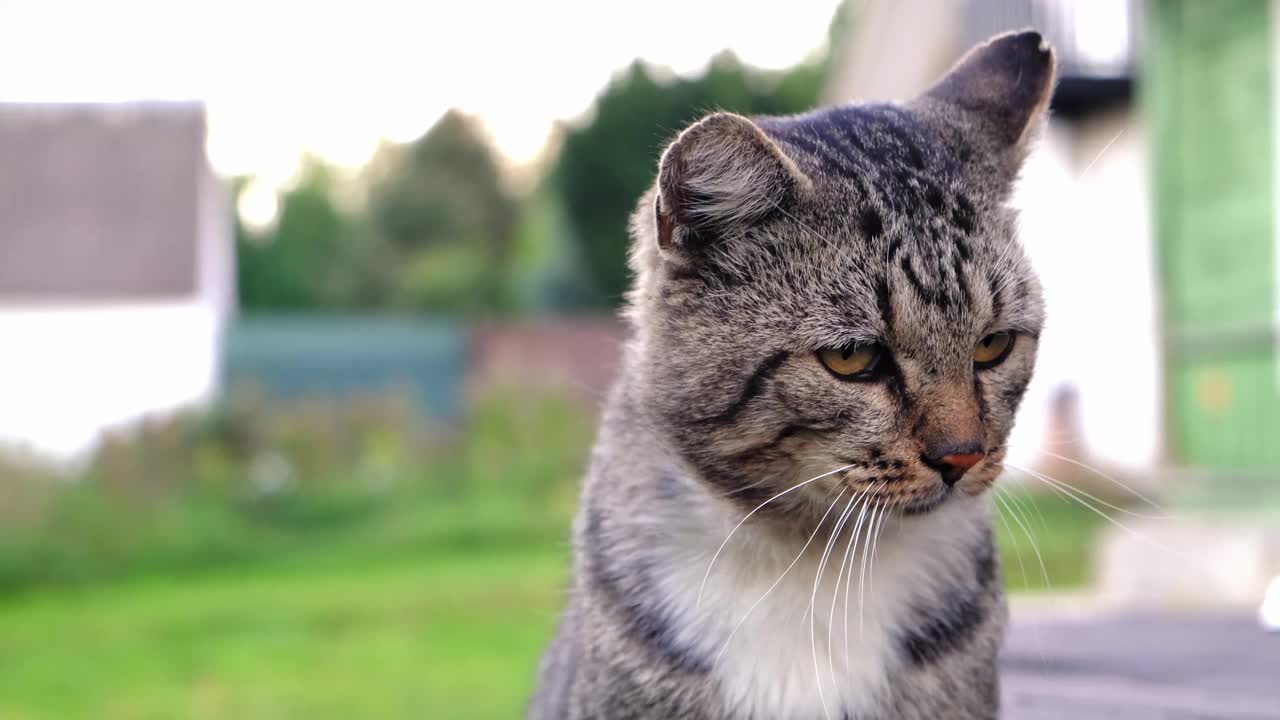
[761,104,960,184]
[760,105,1036,339]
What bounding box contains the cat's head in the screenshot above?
[627,31,1055,519]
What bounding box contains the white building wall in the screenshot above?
[1008,113,1162,470]
[0,129,232,461]
[0,302,221,459]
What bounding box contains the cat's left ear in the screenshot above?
[654,112,811,255]
[914,30,1057,173]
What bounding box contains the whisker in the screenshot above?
[1010,468,1073,504]
[993,484,1044,591]
[989,219,1034,300]
[842,484,881,661]
[1039,438,1087,447]
[996,488,1051,593]
[712,487,848,670]
[824,482,879,676]
[1037,450,1164,510]
[858,500,885,635]
[811,486,856,720]
[719,476,772,497]
[866,496,890,602]
[1006,464,1181,555]
[989,237,1022,297]
[769,201,862,269]
[993,488,1033,591]
[824,490,867,686]
[840,485,876,668]
[994,488,1048,667]
[698,463,855,607]
[1080,128,1125,176]
[1007,462,1169,520]
[1005,482,1052,535]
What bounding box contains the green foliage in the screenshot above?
[366,111,519,310]
[507,181,599,310]
[236,162,361,309]
[0,390,589,596]
[234,112,519,313]
[555,52,829,306]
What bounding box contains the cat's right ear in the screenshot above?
[915,30,1056,174]
[654,112,810,256]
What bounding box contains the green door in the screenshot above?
[1149,0,1280,470]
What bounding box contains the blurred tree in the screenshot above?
[236,160,357,309]
[232,4,849,314]
[366,110,518,311]
[234,112,519,314]
[508,178,598,311]
[554,49,834,306]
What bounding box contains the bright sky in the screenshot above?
[0,0,843,189]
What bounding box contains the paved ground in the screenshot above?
[1002,613,1280,719]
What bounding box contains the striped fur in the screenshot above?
[531,30,1055,720]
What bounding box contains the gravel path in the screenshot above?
[1002,612,1280,719]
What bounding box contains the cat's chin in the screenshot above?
[896,485,953,516]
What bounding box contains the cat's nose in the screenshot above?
[921,444,986,486]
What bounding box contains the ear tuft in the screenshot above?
[656,112,809,253]
[921,29,1057,148]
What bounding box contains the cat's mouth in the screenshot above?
[835,474,954,516]
[831,447,1005,515]
[900,462,1001,514]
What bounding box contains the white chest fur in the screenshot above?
[647,495,988,719]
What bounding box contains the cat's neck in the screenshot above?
[587,404,996,718]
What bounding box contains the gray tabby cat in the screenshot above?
[531,30,1055,720]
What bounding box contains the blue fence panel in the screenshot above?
[222,315,465,423]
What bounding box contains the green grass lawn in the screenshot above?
[0,543,568,720]
[0,392,1110,718]
[0,490,1100,720]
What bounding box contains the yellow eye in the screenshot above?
[974,331,1014,367]
[818,344,881,379]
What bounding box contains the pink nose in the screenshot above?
[922,448,987,486]
[940,452,985,473]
